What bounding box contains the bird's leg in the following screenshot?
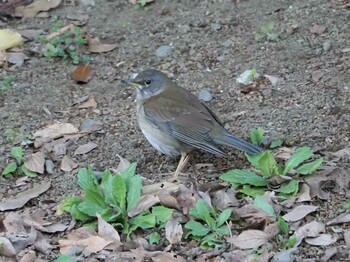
[173,153,191,180]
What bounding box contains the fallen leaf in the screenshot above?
[0,29,22,51]
[97,214,122,249]
[24,152,45,174]
[87,37,117,53]
[128,194,160,217]
[35,239,53,253]
[222,250,249,262]
[6,52,29,66]
[78,97,97,109]
[263,74,283,86]
[159,194,180,210]
[331,147,350,158]
[151,252,186,262]
[211,188,239,211]
[344,230,350,248]
[33,122,79,148]
[0,237,17,257]
[165,214,183,245]
[115,154,131,173]
[9,226,37,252]
[72,64,93,83]
[74,142,98,155]
[14,0,62,18]
[311,70,323,83]
[309,24,326,35]
[59,235,112,254]
[274,147,293,161]
[282,205,318,222]
[3,212,26,233]
[305,174,331,200]
[229,230,269,249]
[109,248,148,261]
[263,222,280,239]
[0,181,51,211]
[326,213,350,226]
[272,248,298,262]
[305,234,337,246]
[295,221,325,246]
[297,183,312,202]
[18,29,44,40]
[142,181,179,195]
[19,250,37,262]
[60,156,78,172]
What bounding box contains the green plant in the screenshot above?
[39,21,89,64]
[276,217,297,249]
[255,21,279,42]
[221,129,323,199]
[2,147,38,178]
[185,199,232,249]
[0,76,14,93]
[59,164,173,239]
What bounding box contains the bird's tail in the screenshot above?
[214,132,263,154]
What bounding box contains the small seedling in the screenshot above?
[255,21,279,42]
[59,164,173,239]
[39,21,89,64]
[221,128,323,199]
[185,199,232,249]
[276,217,297,249]
[1,147,38,178]
[0,76,13,93]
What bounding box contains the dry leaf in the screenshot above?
[128,194,160,217]
[97,214,122,249]
[142,182,179,195]
[295,221,325,246]
[272,248,298,262]
[263,74,283,86]
[33,122,79,148]
[326,213,350,226]
[0,29,22,51]
[297,183,312,202]
[0,181,51,211]
[60,155,78,172]
[305,234,337,246]
[59,235,112,254]
[222,250,249,262]
[0,237,17,257]
[88,37,117,53]
[74,142,98,155]
[72,64,93,83]
[35,239,53,253]
[78,97,97,109]
[115,154,131,173]
[19,250,37,262]
[15,0,62,18]
[211,188,239,211]
[311,70,323,83]
[6,52,29,66]
[309,24,326,35]
[282,205,318,222]
[151,252,186,262]
[18,29,44,40]
[159,194,180,210]
[24,152,45,174]
[229,230,269,249]
[165,214,183,245]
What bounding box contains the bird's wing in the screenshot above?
[142,96,226,156]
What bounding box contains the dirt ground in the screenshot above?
[0,0,350,261]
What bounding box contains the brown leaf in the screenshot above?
[6,52,29,66]
[33,122,79,148]
[142,182,179,195]
[24,151,45,174]
[0,181,51,211]
[305,234,337,246]
[14,0,62,18]
[10,226,37,253]
[282,205,318,222]
[309,24,326,35]
[263,74,283,86]
[78,97,97,109]
[211,188,239,211]
[326,213,350,226]
[159,194,180,210]
[295,221,325,246]
[128,194,160,217]
[229,230,269,249]
[35,239,53,253]
[272,248,298,262]
[263,222,280,239]
[344,230,350,248]
[59,235,112,254]
[18,29,44,40]
[222,250,249,262]
[115,154,131,174]
[297,183,312,202]
[311,70,323,83]
[72,64,93,83]
[151,252,186,262]
[165,214,183,245]
[74,142,98,155]
[88,37,117,53]
[0,237,17,257]
[97,213,122,248]
[60,155,78,172]
[19,250,37,262]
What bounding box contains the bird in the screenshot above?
[123,69,263,178]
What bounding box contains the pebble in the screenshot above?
[80,118,103,131]
[197,89,213,102]
[156,45,173,58]
[210,23,222,31]
[45,159,54,175]
[323,40,331,52]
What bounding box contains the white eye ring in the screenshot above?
[144,80,152,86]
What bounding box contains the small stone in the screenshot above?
[156,45,173,58]
[210,23,222,31]
[45,159,54,175]
[197,89,213,102]
[219,39,232,48]
[217,56,225,62]
[80,118,102,131]
[323,40,331,52]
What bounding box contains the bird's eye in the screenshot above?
[144,80,152,85]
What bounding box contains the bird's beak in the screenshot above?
[121,78,143,88]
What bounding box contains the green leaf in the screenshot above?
[278,217,289,234]
[216,209,232,227]
[148,232,161,244]
[239,185,265,197]
[11,147,23,164]
[101,170,126,210]
[278,180,299,195]
[2,162,17,176]
[122,162,137,180]
[56,255,73,262]
[283,147,313,175]
[220,169,267,187]
[258,151,280,177]
[190,200,215,229]
[19,165,38,177]
[185,221,211,237]
[286,235,297,249]
[129,213,156,234]
[78,200,107,217]
[126,174,142,211]
[267,33,278,42]
[78,167,106,207]
[245,152,264,169]
[296,157,323,175]
[215,225,230,236]
[250,128,265,145]
[152,206,173,224]
[253,195,276,220]
[201,233,222,248]
[59,197,90,221]
[270,139,282,149]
